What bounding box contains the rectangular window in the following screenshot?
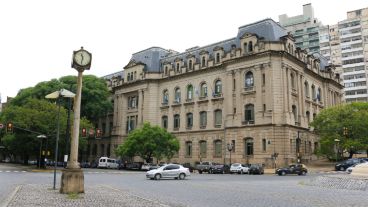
[262,74,265,86]
[262,139,267,152]
[231,140,235,152]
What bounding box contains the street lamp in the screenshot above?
[46,88,75,190]
[37,135,47,169]
[334,139,340,164]
[227,143,233,165]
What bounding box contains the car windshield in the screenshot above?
[232,163,240,167]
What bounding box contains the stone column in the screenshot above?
[60,70,84,194]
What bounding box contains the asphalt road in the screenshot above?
[1,163,367,207]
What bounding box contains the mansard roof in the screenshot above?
[124,19,300,72]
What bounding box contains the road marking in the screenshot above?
[5,171,10,172]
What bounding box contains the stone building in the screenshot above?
[87,19,343,167]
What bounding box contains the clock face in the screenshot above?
[74,50,91,66]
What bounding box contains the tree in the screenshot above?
[10,75,112,122]
[116,122,180,163]
[311,102,368,159]
[0,98,93,164]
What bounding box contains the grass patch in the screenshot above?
[67,192,80,199]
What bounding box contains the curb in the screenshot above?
[0,185,21,207]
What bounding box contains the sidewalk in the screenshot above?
[5,184,174,207]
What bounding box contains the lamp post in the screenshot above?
[46,89,75,190]
[37,135,47,169]
[60,47,92,194]
[334,139,340,164]
[227,143,233,165]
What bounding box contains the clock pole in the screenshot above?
[60,47,91,194]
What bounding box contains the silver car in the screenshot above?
[146,164,190,180]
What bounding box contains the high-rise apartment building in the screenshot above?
[279,3,322,53]
[338,8,368,102]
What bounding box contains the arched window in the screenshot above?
[248,41,253,52]
[162,116,168,129]
[134,71,137,80]
[244,138,254,156]
[200,82,208,97]
[202,56,206,67]
[185,141,192,157]
[174,88,181,103]
[216,53,220,63]
[199,141,207,158]
[214,140,222,157]
[288,43,291,53]
[311,85,316,100]
[317,87,322,101]
[214,80,222,96]
[174,114,180,129]
[164,66,168,75]
[243,42,248,54]
[187,84,193,101]
[163,90,169,104]
[214,109,222,127]
[199,111,207,128]
[292,105,297,124]
[304,81,309,98]
[306,111,310,125]
[291,73,295,89]
[188,60,193,70]
[186,113,193,128]
[245,71,254,88]
[244,104,255,124]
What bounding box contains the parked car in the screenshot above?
[196,161,217,174]
[230,163,249,174]
[182,163,195,173]
[141,163,153,171]
[248,164,264,175]
[209,164,230,174]
[126,162,142,170]
[146,164,190,180]
[335,158,366,171]
[276,164,308,176]
[80,161,90,168]
[148,164,160,170]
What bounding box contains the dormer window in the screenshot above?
[188,60,193,70]
[248,41,253,52]
[216,53,220,63]
[243,43,248,54]
[164,66,168,75]
[176,63,180,73]
[202,56,206,67]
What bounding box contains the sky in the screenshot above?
[0,0,367,102]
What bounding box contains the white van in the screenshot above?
[98,157,119,169]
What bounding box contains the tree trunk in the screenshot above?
[348,150,354,159]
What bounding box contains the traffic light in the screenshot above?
[6,122,13,134]
[81,128,87,137]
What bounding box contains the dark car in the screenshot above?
[209,164,230,174]
[276,164,308,176]
[335,158,366,171]
[248,164,264,175]
[126,162,143,170]
[182,163,195,173]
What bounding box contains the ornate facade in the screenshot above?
[88,19,343,167]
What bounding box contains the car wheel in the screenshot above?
[281,171,286,176]
[222,170,225,174]
[339,166,345,171]
[154,174,161,180]
[179,173,186,180]
[301,171,306,176]
[199,170,203,174]
[240,170,243,174]
[209,169,213,174]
